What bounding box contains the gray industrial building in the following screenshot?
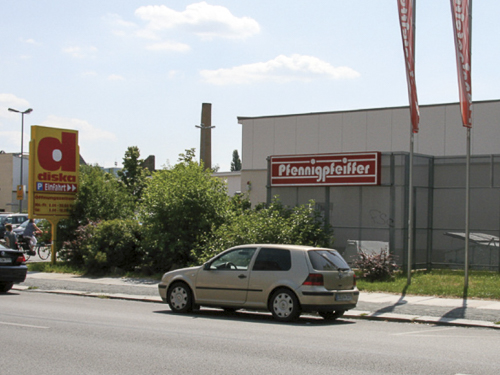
[237,100,500,270]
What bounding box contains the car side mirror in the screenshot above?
[203,263,211,271]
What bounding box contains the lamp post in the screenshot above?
[8,107,33,213]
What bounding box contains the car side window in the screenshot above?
[253,248,291,271]
[209,248,257,271]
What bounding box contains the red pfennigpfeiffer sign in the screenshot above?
[270,152,381,187]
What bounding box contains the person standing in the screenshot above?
[4,224,17,249]
[23,219,42,255]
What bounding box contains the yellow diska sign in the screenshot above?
[28,126,79,219]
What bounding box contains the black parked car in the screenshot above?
[0,244,27,293]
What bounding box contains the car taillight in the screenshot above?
[353,273,357,287]
[303,273,324,286]
[16,255,25,264]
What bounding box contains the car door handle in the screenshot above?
[238,274,247,279]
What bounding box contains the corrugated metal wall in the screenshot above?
[268,152,500,271]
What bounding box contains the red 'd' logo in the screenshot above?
[37,132,77,172]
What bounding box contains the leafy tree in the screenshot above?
[230,149,242,171]
[195,198,334,263]
[71,164,135,222]
[60,165,135,248]
[117,146,150,203]
[139,149,230,272]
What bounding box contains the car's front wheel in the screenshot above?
[270,288,301,322]
[167,282,193,313]
[319,310,345,320]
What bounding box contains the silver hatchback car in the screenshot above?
[158,244,359,322]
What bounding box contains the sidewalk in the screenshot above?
[14,271,500,330]
[352,291,500,330]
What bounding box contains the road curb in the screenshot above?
[15,285,163,303]
[13,285,500,329]
[344,310,500,330]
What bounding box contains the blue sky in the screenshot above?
[1,1,499,171]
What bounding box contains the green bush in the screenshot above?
[61,219,143,275]
[59,222,97,267]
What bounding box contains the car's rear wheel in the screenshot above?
[0,283,13,293]
[167,282,193,313]
[270,288,301,322]
[319,310,345,321]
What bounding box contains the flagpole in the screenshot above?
[407,0,418,285]
[397,0,419,285]
[450,0,472,292]
[464,128,470,290]
[464,0,473,294]
[407,131,414,285]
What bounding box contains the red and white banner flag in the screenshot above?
[450,0,472,128]
[397,0,419,133]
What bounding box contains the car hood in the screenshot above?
[164,265,202,278]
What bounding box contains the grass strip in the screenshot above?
[356,269,500,300]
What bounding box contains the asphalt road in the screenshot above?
[1,291,499,375]
[19,272,500,323]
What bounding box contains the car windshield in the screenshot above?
[308,250,351,271]
[18,220,29,228]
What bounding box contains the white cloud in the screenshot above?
[145,41,190,52]
[0,94,31,120]
[0,94,32,152]
[105,13,139,37]
[81,71,98,77]
[20,37,38,45]
[107,74,125,81]
[0,130,21,148]
[168,70,184,79]
[134,2,260,41]
[63,46,98,59]
[200,54,361,85]
[41,116,116,143]
[106,13,138,29]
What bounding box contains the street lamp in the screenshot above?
[8,107,33,213]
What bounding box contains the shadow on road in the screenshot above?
[370,283,472,321]
[153,308,356,326]
[0,291,22,296]
[440,285,468,321]
[371,284,410,315]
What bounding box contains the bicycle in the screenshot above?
[35,241,52,260]
[16,237,52,261]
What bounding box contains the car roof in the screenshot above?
[230,244,336,252]
[0,213,28,223]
